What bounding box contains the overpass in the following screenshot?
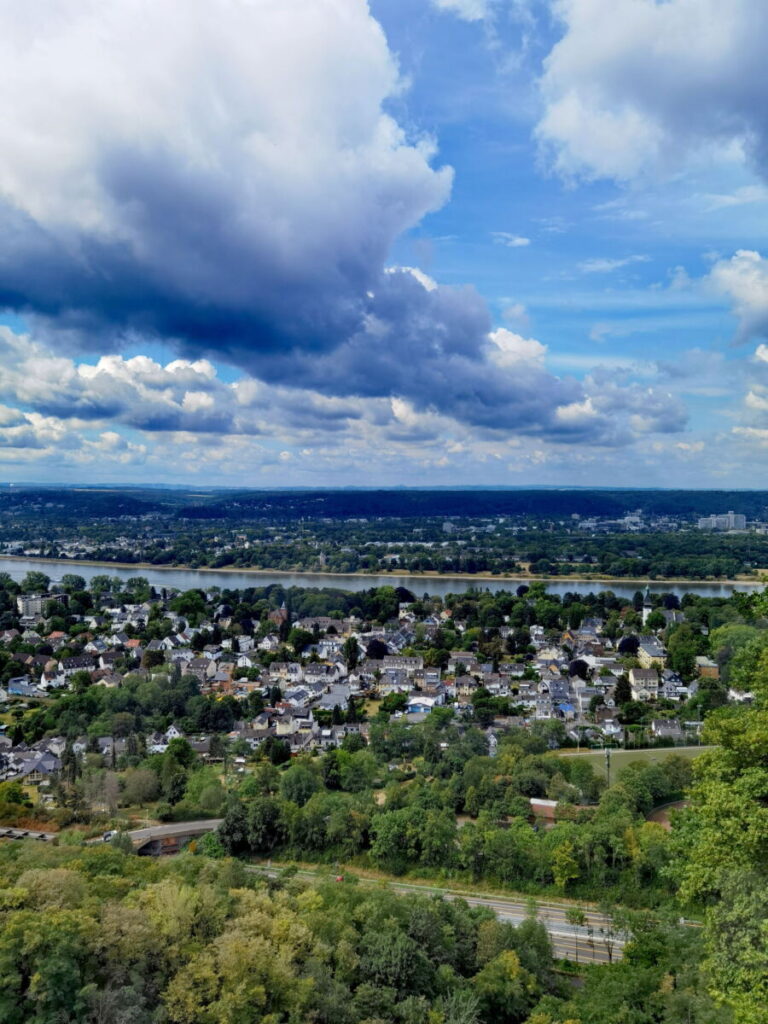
[0,826,57,842]
[127,819,223,855]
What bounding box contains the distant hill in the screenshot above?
[173,488,768,520]
[4,485,767,522]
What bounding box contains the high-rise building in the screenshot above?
[697,511,746,531]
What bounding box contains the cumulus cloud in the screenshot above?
[538,0,768,180]
[584,369,689,440]
[0,329,238,433]
[0,0,694,460]
[244,268,616,438]
[707,250,768,341]
[0,0,450,363]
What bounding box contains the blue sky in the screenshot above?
[1,0,768,487]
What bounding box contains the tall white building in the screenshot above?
[697,511,746,531]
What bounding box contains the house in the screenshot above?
[695,656,719,680]
[8,679,46,699]
[629,667,659,701]
[59,655,96,678]
[650,719,683,742]
[406,694,441,714]
[9,749,61,783]
[268,602,289,626]
[637,637,667,669]
[315,683,353,711]
[601,718,623,741]
[382,655,424,675]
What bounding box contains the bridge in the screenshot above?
[0,826,57,842]
[127,819,224,855]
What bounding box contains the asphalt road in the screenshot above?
[249,866,625,964]
[125,819,224,845]
[118,823,625,962]
[0,826,57,841]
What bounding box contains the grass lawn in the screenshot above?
[556,745,714,779]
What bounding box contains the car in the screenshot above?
[102,830,118,842]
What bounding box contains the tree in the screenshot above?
[279,763,320,806]
[288,627,314,655]
[21,571,50,592]
[614,675,632,705]
[568,658,589,680]
[551,840,579,891]
[262,736,291,765]
[122,768,160,806]
[666,623,702,679]
[61,574,87,593]
[645,609,667,631]
[472,951,538,1024]
[366,638,388,660]
[342,636,359,670]
[565,908,586,964]
[617,635,639,656]
[246,796,285,852]
[676,691,768,1023]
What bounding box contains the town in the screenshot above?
[2,486,767,580]
[0,568,739,801]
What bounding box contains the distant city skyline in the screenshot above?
[1,1,768,488]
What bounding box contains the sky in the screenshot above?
[1,0,768,489]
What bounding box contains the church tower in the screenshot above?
[642,585,652,626]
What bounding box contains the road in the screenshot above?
[125,819,224,847]
[249,866,625,964]
[0,826,57,842]
[116,823,624,962]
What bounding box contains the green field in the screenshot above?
[556,745,713,780]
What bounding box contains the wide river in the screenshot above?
[1,556,765,601]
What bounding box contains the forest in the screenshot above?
[0,836,721,1024]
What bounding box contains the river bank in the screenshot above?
[0,553,764,589]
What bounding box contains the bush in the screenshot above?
[156,802,174,822]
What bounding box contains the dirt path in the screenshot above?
[647,800,688,830]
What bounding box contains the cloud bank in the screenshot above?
[538,0,768,181]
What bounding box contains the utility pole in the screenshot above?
[605,745,611,788]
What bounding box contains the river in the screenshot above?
[1,556,764,600]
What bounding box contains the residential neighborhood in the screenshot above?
[0,571,723,799]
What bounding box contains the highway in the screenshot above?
[90,821,625,962]
[248,866,626,964]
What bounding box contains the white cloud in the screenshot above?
[488,328,547,367]
[538,0,768,181]
[701,185,768,210]
[555,398,598,425]
[707,250,768,340]
[578,255,650,274]
[492,232,531,247]
[431,0,491,22]
[0,0,451,365]
[387,266,438,291]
